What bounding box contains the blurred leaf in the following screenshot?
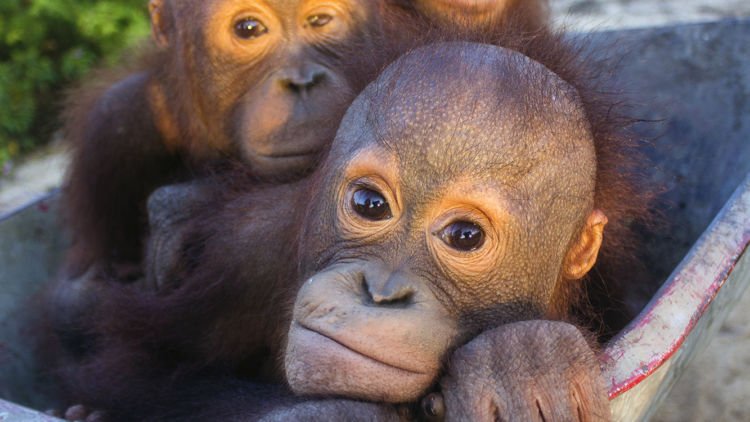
[0,0,150,168]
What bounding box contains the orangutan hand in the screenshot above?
[432,320,610,422]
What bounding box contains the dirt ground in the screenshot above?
[0,1,748,420]
[653,298,750,421]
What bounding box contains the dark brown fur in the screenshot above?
[47,23,654,420]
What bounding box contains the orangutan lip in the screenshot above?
[294,322,426,375]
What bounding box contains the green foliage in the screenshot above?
[0,0,150,168]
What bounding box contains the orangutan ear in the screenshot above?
[149,0,173,48]
[562,210,608,280]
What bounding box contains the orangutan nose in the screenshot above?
[363,271,415,307]
[280,65,328,93]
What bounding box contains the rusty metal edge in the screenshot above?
[602,172,750,398]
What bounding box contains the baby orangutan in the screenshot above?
[283,40,610,418]
[57,41,617,421]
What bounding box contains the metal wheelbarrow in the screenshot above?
[0,19,749,421]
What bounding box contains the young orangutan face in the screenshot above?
[285,42,607,402]
[149,0,381,175]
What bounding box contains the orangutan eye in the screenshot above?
[351,188,392,221]
[307,14,333,28]
[440,221,485,252]
[234,17,268,39]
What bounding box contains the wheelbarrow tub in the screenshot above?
[0,19,749,421]
[596,18,750,421]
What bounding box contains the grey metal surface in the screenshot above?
[598,19,750,284]
[0,195,67,410]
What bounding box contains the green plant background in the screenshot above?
[0,0,150,169]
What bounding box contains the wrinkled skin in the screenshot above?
[283,42,608,408]
[440,321,609,421]
[55,42,611,421]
